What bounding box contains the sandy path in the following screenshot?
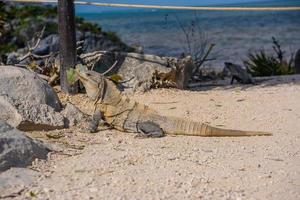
[14,76,300,200]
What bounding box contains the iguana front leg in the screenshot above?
[136,121,165,138]
[88,108,103,133]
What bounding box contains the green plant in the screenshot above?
[105,31,122,43]
[76,17,102,34]
[172,13,216,77]
[0,2,131,60]
[244,37,295,76]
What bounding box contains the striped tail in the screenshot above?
[159,117,272,137]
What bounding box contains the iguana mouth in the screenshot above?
[74,66,102,101]
[75,69,88,82]
[75,66,101,87]
[75,65,90,82]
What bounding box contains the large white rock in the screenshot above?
[0,96,22,127]
[80,52,194,92]
[0,65,61,111]
[61,103,87,127]
[0,66,64,130]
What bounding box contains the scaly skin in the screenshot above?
[75,66,272,137]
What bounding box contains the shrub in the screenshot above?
[76,17,102,34]
[105,31,122,43]
[172,13,216,78]
[244,37,295,76]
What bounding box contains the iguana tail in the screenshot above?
[158,116,272,137]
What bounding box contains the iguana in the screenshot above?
[72,65,272,137]
[224,62,254,84]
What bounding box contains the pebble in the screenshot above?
[89,187,98,193]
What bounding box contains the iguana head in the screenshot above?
[74,65,122,105]
[75,65,104,101]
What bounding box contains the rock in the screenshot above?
[6,52,21,65]
[0,66,64,130]
[81,52,194,92]
[0,121,13,133]
[32,33,132,56]
[295,49,300,74]
[33,34,59,56]
[82,32,132,53]
[117,53,194,92]
[0,95,64,131]
[0,121,49,172]
[132,62,172,91]
[0,168,41,198]
[0,65,61,111]
[62,103,87,127]
[0,96,23,127]
[16,100,65,131]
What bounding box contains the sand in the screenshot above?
[7,75,300,200]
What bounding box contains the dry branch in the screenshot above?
[101,61,118,75]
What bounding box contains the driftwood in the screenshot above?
[224,62,254,84]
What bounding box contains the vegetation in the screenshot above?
[172,13,216,78]
[76,17,102,34]
[0,2,126,60]
[0,3,58,55]
[105,31,122,44]
[244,37,295,76]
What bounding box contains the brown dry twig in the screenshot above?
[101,60,118,75]
[18,26,49,62]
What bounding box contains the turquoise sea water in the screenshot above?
[77,0,300,68]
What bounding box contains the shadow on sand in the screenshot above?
[188,74,300,92]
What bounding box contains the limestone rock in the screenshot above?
[62,103,87,127]
[0,121,49,172]
[0,66,64,130]
[16,101,65,131]
[33,34,60,56]
[0,96,23,127]
[31,33,132,56]
[0,95,64,131]
[80,52,194,92]
[6,52,21,65]
[0,65,61,111]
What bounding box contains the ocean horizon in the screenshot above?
[76,0,300,68]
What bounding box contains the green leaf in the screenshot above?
[67,68,78,85]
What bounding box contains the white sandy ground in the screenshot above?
[3,75,300,200]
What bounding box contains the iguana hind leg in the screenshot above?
[136,121,165,138]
